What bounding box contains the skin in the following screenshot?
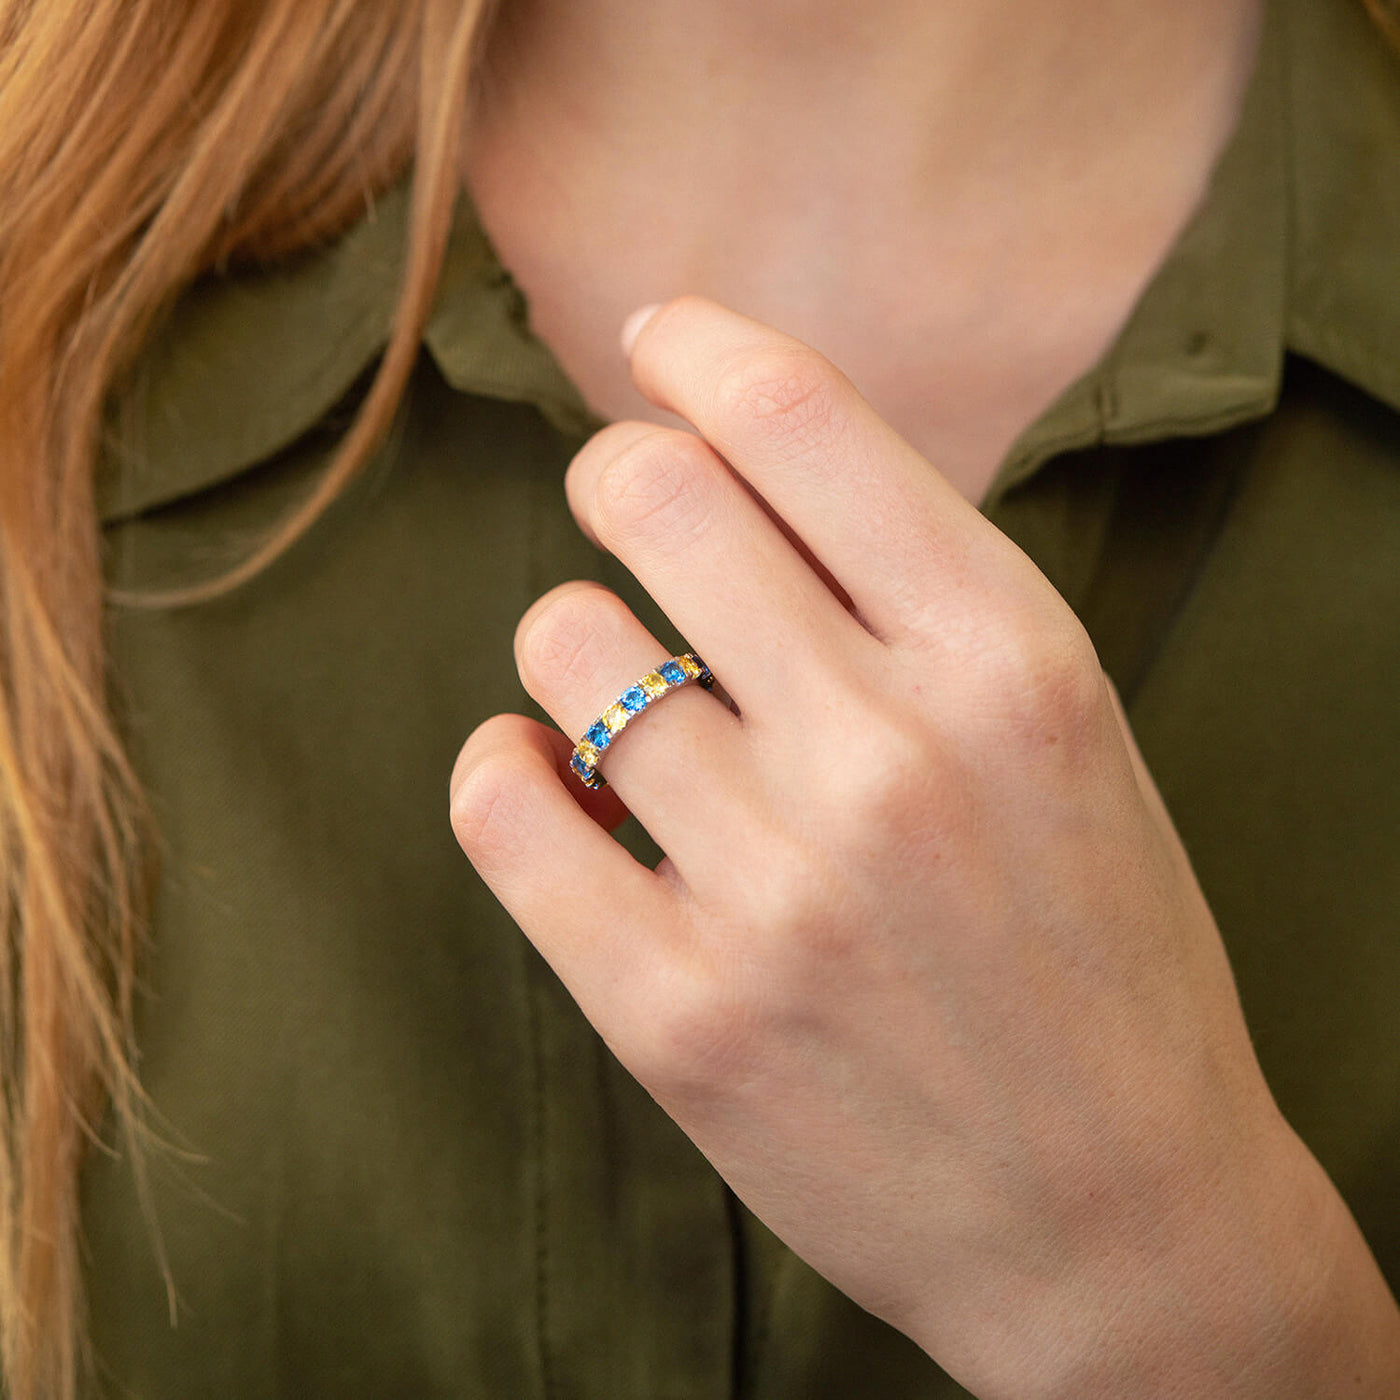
[451,2,1400,1393]
[465,0,1268,503]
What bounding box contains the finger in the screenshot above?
[623,296,1037,645]
[566,425,858,616]
[449,712,679,1009]
[564,420,876,723]
[513,579,748,881]
[535,724,633,833]
[1102,673,1180,842]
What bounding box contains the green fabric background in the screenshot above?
[84,0,1400,1393]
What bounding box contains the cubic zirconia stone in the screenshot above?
[603,702,629,731]
[570,752,592,780]
[641,671,668,698]
[659,660,685,685]
[585,721,611,750]
[575,740,600,767]
[678,654,701,679]
[621,685,648,713]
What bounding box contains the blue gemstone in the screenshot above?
[585,721,611,750]
[621,685,648,713]
[659,660,685,685]
[570,752,591,779]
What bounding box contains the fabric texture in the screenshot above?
[87,0,1399,1393]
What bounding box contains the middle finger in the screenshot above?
[565,419,878,726]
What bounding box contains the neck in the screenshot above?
[474,0,1259,207]
[465,0,1263,500]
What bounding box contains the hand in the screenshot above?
[449,297,1396,1397]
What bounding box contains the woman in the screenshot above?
[0,0,1397,1395]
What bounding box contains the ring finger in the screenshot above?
[514,578,749,885]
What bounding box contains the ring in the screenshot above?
[569,651,715,789]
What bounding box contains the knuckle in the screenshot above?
[593,430,717,545]
[711,344,844,458]
[978,617,1108,751]
[737,829,834,940]
[835,718,955,845]
[448,740,525,864]
[754,849,865,969]
[634,965,760,1100]
[514,582,618,696]
[723,815,892,970]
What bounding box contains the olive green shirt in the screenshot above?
[88,0,1400,1393]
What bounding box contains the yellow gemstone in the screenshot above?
[641,671,668,698]
[603,702,629,732]
[575,740,600,766]
[678,654,701,679]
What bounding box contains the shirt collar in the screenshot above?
[99,182,597,522]
[992,0,1400,508]
[1283,0,1400,415]
[98,0,1400,525]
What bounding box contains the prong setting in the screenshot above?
[568,652,715,789]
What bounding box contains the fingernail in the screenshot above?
[620,302,661,358]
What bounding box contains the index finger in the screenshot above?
[623,296,1034,645]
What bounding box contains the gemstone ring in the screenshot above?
[569,652,715,790]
